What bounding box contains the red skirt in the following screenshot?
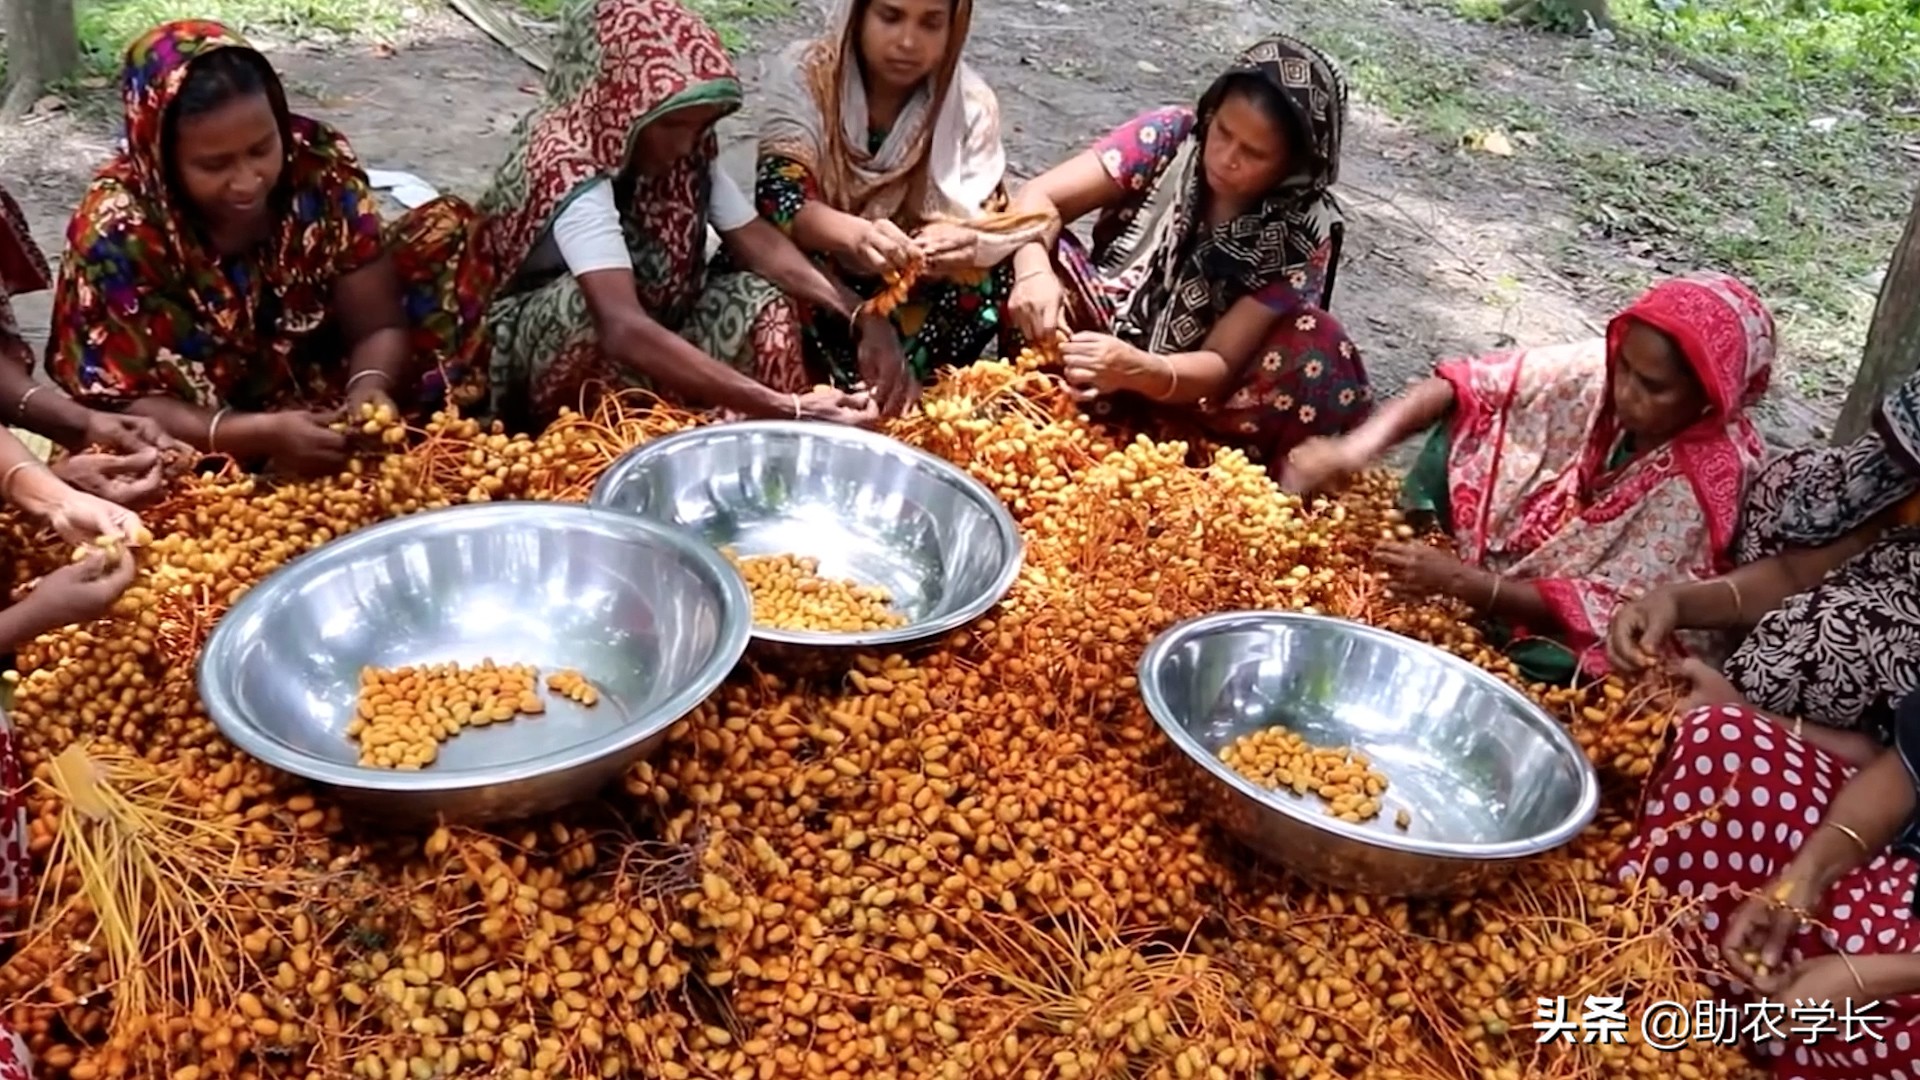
[1616,704,1920,1078]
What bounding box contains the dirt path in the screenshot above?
[0,0,1839,446]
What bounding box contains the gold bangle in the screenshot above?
[1717,576,1744,620]
[1837,951,1869,996]
[207,407,233,453]
[1825,821,1872,856]
[0,460,39,504]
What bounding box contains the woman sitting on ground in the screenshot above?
[1609,370,1920,742]
[1,180,186,505]
[0,431,148,1080]
[1615,692,1920,1077]
[477,0,878,430]
[1284,273,1775,681]
[47,20,488,478]
[1002,34,1371,465]
[758,0,1045,413]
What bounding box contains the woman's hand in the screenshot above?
[261,410,352,477]
[1279,435,1369,495]
[1608,587,1682,672]
[1673,657,1751,713]
[82,410,194,469]
[40,485,145,548]
[1376,540,1478,599]
[855,319,919,418]
[19,548,140,628]
[913,222,977,275]
[1007,268,1067,345]
[344,372,400,423]
[794,387,881,428]
[843,219,918,277]
[1722,871,1825,992]
[52,449,168,509]
[1061,332,1160,401]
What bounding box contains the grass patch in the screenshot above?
[1318,0,1915,405]
[73,0,411,70]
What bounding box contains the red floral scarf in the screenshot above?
[474,0,741,332]
[1440,272,1775,672]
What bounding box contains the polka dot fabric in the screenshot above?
[1616,704,1920,1079]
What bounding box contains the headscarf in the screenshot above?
[1438,272,1776,674]
[0,182,50,369]
[1100,34,1348,356]
[45,20,388,410]
[476,0,739,329]
[758,0,1002,227]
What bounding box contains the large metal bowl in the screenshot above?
[1139,611,1598,897]
[588,422,1022,650]
[197,502,751,825]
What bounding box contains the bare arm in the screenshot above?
[1666,518,1885,631]
[0,358,100,449]
[1790,749,1916,889]
[1089,295,1280,405]
[789,201,874,266]
[1339,377,1456,462]
[1007,151,1124,284]
[719,219,892,342]
[333,253,411,399]
[574,269,794,419]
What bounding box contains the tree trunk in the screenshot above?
[2,0,80,118]
[1834,184,1920,445]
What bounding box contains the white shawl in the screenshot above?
[758,0,1006,229]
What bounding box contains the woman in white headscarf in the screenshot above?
[757,0,1048,413]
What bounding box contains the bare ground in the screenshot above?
[0,0,1856,447]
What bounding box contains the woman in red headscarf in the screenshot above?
[46,20,489,478]
[1281,272,1776,682]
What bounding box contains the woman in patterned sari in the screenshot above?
[477,0,878,430]
[1610,370,1920,743]
[46,21,488,478]
[1286,272,1776,682]
[1003,34,1372,465]
[757,0,1045,410]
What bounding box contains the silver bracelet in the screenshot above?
[207,406,234,453]
[791,393,802,420]
[345,369,393,391]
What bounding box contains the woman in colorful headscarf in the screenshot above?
[1613,694,1920,1080]
[46,20,489,478]
[477,0,879,430]
[1609,370,1920,743]
[757,0,1045,407]
[1284,272,1776,682]
[1002,34,1371,465]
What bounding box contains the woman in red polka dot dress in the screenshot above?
[1617,697,1920,1079]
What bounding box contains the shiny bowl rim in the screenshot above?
[196,500,754,793]
[1137,609,1600,861]
[587,420,1026,649]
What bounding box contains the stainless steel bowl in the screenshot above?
[1139,611,1598,897]
[588,422,1023,650]
[197,502,751,825]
